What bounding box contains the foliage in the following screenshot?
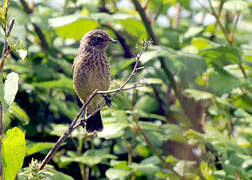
[1,0,252,179]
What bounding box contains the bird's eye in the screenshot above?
[96,36,103,42]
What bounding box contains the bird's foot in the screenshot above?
[79,118,87,128]
[103,95,112,107]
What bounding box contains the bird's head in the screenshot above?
[81,29,118,51]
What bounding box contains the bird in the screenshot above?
[72,29,118,133]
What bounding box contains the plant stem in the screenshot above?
[132,116,181,178]
[173,2,181,29]
[230,14,240,45]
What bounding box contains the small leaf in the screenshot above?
[184,89,213,101]
[192,38,213,50]
[26,142,55,156]
[209,72,242,95]
[8,103,30,125]
[223,0,249,13]
[106,168,131,180]
[130,163,159,176]
[200,46,242,67]
[4,72,19,105]
[51,171,74,180]
[49,15,98,40]
[2,127,26,180]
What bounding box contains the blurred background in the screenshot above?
[1,0,252,179]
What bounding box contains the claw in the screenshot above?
[103,95,112,107]
[79,118,86,128]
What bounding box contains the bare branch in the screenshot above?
[39,89,98,170]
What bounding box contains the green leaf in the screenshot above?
[184,26,204,39]
[51,171,74,180]
[200,162,216,180]
[0,74,8,111]
[130,163,159,176]
[98,110,129,139]
[223,0,249,13]
[114,13,147,40]
[49,14,99,40]
[192,38,213,50]
[209,72,242,95]
[0,7,5,24]
[26,142,55,156]
[62,149,117,167]
[184,89,213,101]
[2,127,26,180]
[8,103,30,125]
[200,46,242,67]
[4,72,19,105]
[135,95,159,113]
[106,168,131,180]
[32,77,74,92]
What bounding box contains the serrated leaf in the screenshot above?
[2,127,26,180]
[4,72,19,105]
[49,15,98,40]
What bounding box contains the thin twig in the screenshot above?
[173,2,181,29]
[97,83,146,94]
[39,89,98,170]
[230,14,240,45]
[143,0,151,10]
[132,114,182,178]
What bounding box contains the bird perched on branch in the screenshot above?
[73,29,118,133]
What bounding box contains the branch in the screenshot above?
[172,2,181,29]
[39,89,98,170]
[230,14,240,45]
[39,40,151,170]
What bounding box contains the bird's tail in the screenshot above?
[86,110,103,133]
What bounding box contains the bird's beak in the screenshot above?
[109,39,118,43]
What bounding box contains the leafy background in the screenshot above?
[1,0,252,179]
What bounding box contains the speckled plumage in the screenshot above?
[72,29,117,133]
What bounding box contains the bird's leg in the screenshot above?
[102,94,112,107]
[79,118,87,128]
